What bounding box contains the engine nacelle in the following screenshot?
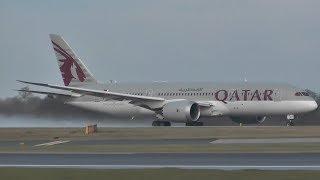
[230,116,267,124]
[162,100,200,122]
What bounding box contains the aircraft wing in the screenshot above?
[17,80,223,113]
[17,80,165,110]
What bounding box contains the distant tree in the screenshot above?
[17,86,33,101]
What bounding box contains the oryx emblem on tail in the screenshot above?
[52,41,86,86]
[49,34,97,87]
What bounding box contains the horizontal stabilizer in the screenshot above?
[15,89,82,98]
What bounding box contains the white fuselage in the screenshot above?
[67,82,318,119]
[68,99,317,118]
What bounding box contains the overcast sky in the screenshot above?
[1,0,320,97]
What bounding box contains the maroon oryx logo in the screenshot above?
[52,41,86,86]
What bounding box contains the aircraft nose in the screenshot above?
[308,100,318,111]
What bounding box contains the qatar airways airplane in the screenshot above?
[17,34,318,126]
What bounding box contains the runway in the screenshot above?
[211,138,320,144]
[1,153,320,170]
[0,139,214,147]
[3,137,320,147]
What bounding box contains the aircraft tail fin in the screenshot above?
[49,34,97,87]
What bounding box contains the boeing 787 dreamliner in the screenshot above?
[17,34,318,126]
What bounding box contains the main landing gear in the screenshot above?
[152,120,171,127]
[286,114,295,126]
[185,121,204,126]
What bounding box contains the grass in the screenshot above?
[2,127,320,153]
[3,143,320,154]
[1,168,320,180]
[1,126,320,141]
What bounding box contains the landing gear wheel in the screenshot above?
[152,120,171,127]
[286,120,294,126]
[286,114,295,126]
[185,121,204,126]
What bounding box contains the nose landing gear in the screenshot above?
[286,114,295,126]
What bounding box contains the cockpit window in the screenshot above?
[295,92,302,96]
[295,92,309,96]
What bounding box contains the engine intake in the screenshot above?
[162,100,200,122]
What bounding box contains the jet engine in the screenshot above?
[230,116,267,124]
[162,100,200,122]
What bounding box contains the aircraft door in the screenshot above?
[274,89,281,101]
[145,89,153,96]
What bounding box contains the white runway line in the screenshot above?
[210,138,320,144]
[33,140,71,147]
[1,164,320,170]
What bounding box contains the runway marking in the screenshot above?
[33,140,71,147]
[2,165,320,170]
[210,138,320,144]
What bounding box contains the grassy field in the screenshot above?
[4,142,320,154]
[1,168,320,180]
[1,126,320,141]
[2,126,320,153]
[30,143,320,153]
